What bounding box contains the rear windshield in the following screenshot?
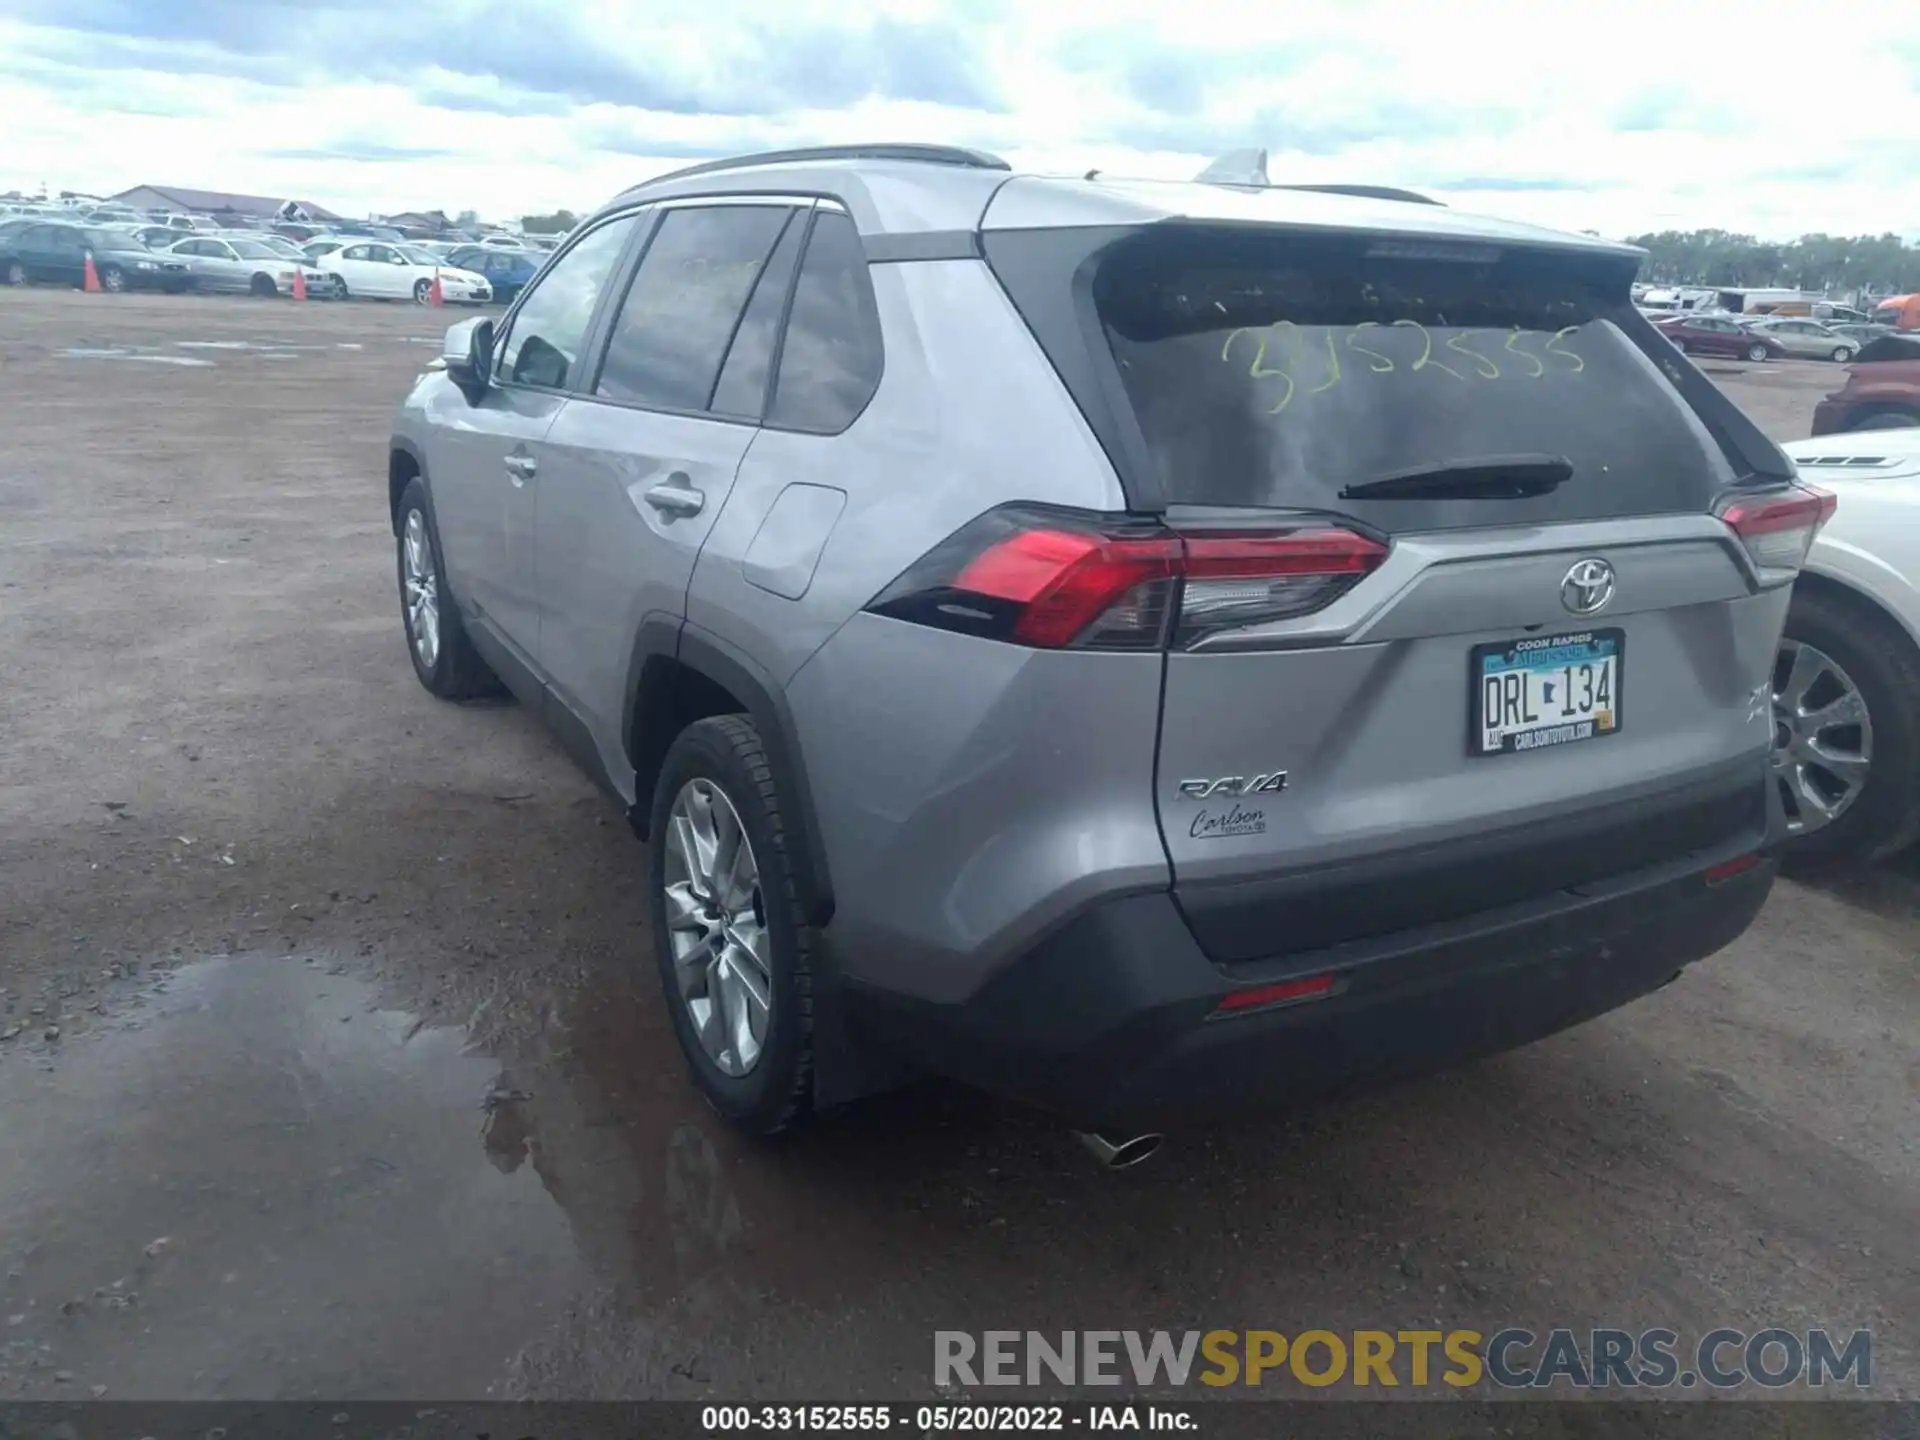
[1095,228,1735,527]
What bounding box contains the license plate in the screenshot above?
[1471,629,1623,756]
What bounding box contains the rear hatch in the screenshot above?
[988,212,1805,965]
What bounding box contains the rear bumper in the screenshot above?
[846,844,1775,1131]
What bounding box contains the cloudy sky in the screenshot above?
[2,0,1916,240]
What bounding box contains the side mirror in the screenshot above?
[442,316,494,402]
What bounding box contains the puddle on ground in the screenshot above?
[59,348,214,368]
[0,958,586,1398]
[0,951,1090,1399]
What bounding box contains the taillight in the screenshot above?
[864,506,1387,650]
[1716,485,1836,586]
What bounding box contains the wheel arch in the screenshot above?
[1793,568,1920,657]
[623,617,835,929]
[388,439,426,536]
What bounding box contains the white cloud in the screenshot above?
[0,0,1916,239]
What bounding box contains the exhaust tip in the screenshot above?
[1076,1130,1164,1170]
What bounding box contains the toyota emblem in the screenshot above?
[1560,558,1616,616]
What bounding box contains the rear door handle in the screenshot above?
[503,454,538,483]
[644,479,705,518]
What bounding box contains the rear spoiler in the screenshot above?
[1194,149,1443,206]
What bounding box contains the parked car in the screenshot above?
[445,244,539,303]
[1742,318,1858,362]
[1773,429,1920,862]
[1813,304,1873,325]
[0,222,190,291]
[1827,322,1899,348]
[167,236,334,297]
[387,144,1811,1148]
[477,233,533,250]
[1811,359,1920,434]
[308,241,491,303]
[1656,313,1784,361]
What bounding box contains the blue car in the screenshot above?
[446,245,539,304]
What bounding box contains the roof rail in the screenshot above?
[1277,183,1444,207]
[639,144,1011,188]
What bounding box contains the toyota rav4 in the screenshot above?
[388,144,1823,1148]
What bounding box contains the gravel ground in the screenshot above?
[0,290,1914,1407]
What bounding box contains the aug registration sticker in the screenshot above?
[1471,629,1624,757]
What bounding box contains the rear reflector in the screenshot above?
[1716,485,1836,586]
[1211,972,1337,1015]
[866,505,1388,650]
[1704,852,1764,883]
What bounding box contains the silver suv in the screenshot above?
[389,144,1826,1149]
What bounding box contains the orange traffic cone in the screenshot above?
[290,267,307,301]
[83,253,102,293]
[428,269,444,307]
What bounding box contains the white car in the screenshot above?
[308,240,491,304]
[1775,429,1920,863]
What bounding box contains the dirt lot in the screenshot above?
[0,289,1915,1406]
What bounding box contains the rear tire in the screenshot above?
[394,476,500,700]
[1745,341,1769,361]
[1776,586,1920,868]
[649,715,814,1136]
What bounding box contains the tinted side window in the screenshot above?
[496,214,640,391]
[767,212,884,434]
[595,205,792,411]
[708,213,806,419]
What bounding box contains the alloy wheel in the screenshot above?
[401,508,440,669]
[1772,639,1872,836]
[662,778,772,1077]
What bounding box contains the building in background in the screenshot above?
[107,185,341,223]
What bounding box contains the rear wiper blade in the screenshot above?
[1340,454,1574,501]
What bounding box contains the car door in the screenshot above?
[1702,318,1743,355]
[1779,321,1823,358]
[484,251,525,299]
[327,243,373,293]
[354,243,399,297]
[188,239,239,291]
[532,199,801,773]
[427,211,644,665]
[36,226,87,285]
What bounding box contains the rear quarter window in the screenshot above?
[1096,227,1738,530]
